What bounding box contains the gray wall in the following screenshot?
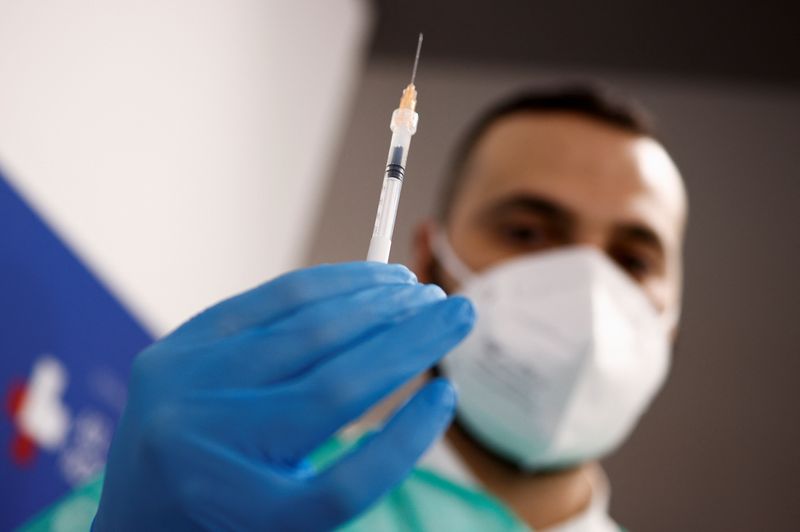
[305,59,800,530]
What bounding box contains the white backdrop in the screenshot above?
[0,0,370,335]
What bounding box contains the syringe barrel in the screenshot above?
[367,176,403,262]
[366,108,419,263]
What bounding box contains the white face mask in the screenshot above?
[434,233,672,470]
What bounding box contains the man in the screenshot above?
[339,86,686,530]
[26,84,686,531]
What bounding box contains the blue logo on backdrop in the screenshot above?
[0,168,152,529]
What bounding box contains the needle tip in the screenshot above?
[410,33,423,86]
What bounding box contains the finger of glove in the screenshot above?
[169,262,417,343]
[306,379,457,530]
[195,282,447,388]
[262,296,473,460]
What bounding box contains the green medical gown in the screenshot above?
[27,436,626,531]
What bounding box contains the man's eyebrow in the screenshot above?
[616,223,665,255]
[480,193,573,222]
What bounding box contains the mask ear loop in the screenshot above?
[429,227,476,285]
[662,307,681,334]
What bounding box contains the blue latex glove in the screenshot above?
[92,262,474,531]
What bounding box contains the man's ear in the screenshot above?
[411,218,437,284]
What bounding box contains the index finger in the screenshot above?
[172,262,417,342]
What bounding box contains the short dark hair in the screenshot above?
[436,83,656,220]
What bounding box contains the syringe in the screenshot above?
[366,33,423,263]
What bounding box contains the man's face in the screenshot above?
[416,111,687,323]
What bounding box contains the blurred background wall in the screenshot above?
[307,1,800,530]
[0,0,369,336]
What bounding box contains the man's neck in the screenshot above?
[445,422,597,530]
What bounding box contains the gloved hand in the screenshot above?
[92,262,474,531]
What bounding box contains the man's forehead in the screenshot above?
[453,112,687,245]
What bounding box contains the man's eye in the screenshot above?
[615,252,651,278]
[503,225,546,245]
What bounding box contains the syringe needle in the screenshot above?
[410,33,423,86]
